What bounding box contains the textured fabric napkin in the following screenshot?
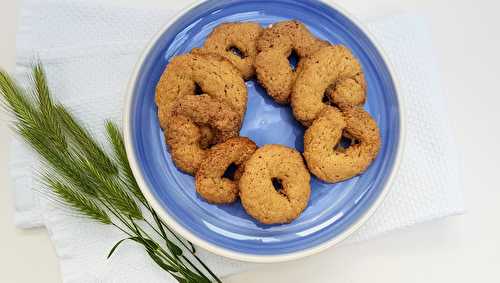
[10,0,464,282]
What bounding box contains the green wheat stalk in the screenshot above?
[0,63,221,283]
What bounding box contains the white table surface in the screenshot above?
[1,0,499,282]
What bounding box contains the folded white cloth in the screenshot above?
[10,0,464,282]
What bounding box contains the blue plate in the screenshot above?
[124,0,403,262]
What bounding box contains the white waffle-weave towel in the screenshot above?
[10,0,464,282]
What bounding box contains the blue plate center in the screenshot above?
[241,81,305,150]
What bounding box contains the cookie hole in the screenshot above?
[335,134,359,151]
[288,50,299,71]
[226,46,245,58]
[223,163,238,180]
[194,83,203,96]
[322,84,338,106]
[322,94,331,104]
[272,177,283,192]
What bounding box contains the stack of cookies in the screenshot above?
[155,21,381,224]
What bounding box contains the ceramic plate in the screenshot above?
[124,0,403,262]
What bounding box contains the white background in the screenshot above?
[1,0,499,282]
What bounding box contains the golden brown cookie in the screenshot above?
[291,44,366,126]
[155,52,247,130]
[165,94,242,175]
[195,137,257,204]
[194,22,263,80]
[164,115,207,175]
[239,144,311,224]
[254,20,328,104]
[198,126,215,149]
[303,105,381,183]
[172,94,240,142]
[156,52,248,173]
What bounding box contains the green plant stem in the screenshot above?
[99,188,200,279]
[102,180,215,282]
[111,223,134,238]
[151,209,195,252]
[0,63,221,283]
[138,194,197,255]
[106,197,202,280]
[149,206,221,282]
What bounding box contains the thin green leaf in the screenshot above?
[188,242,196,254]
[154,215,168,242]
[147,250,178,273]
[151,206,197,255]
[167,240,183,257]
[128,219,157,251]
[170,274,188,283]
[179,269,210,283]
[179,255,211,283]
[149,249,205,283]
[130,236,159,252]
[107,238,130,259]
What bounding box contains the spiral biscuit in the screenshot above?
[303,106,381,183]
[194,22,263,80]
[239,144,311,224]
[195,137,257,204]
[254,20,328,104]
[291,45,366,126]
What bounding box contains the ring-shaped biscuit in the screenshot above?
[291,45,366,126]
[166,95,241,175]
[195,137,257,204]
[239,144,311,224]
[254,20,328,104]
[194,22,263,80]
[155,52,247,130]
[303,105,381,183]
